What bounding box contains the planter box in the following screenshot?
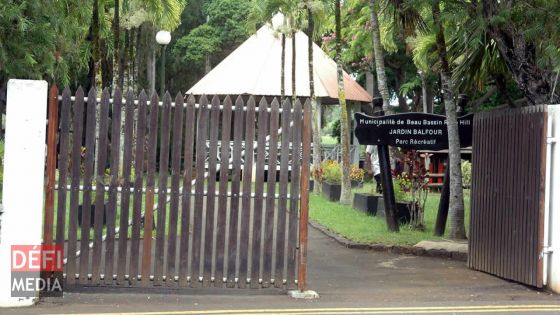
[351,180,363,188]
[352,193,381,216]
[322,182,341,202]
[396,202,412,224]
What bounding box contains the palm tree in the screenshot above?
[247,1,294,101]
[86,0,101,91]
[431,0,466,240]
[335,0,352,204]
[120,0,186,92]
[369,0,391,113]
[307,2,321,194]
[248,0,326,193]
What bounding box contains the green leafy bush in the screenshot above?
[462,160,472,188]
[322,160,342,184]
[330,119,341,143]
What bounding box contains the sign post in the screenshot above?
[373,108,400,232]
[354,112,473,150]
[355,108,473,232]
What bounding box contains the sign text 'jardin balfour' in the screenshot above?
[354,112,474,151]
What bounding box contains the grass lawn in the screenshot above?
[321,135,338,145]
[309,182,471,246]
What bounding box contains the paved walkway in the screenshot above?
[4,227,559,314]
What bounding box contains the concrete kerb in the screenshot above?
[288,290,320,299]
[309,220,468,262]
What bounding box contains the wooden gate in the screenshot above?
[43,85,311,290]
[469,106,548,287]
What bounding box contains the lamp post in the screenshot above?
[156,30,171,96]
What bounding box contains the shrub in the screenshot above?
[461,160,472,188]
[349,164,365,182]
[393,176,411,203]
[322,160,341,184]
[330,119,341,143]
[393,149,429,230]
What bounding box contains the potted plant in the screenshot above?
[321,160,342,201]
[352,186,383,216]
[393,149,429,229]
[350,164,364,188]
[351,165,382,215]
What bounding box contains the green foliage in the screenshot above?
[393,177,409,203]
[173,25,221,65]
[309,188,471,244]
[461,160,472,188]
[399,76,422,96]
[172,0,251,74]
[0,0,90,86]
[330,119,341,143]
[206,0,252,46]
[349,164,365,182]
[321,160,341,184]
[410,32,437,73]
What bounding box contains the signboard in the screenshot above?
[354,112,473,151]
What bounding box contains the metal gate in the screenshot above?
[469,106,547,287]
[43,85,311,290]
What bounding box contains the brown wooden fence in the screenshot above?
[469,106,548,288]
[43,85,311,290]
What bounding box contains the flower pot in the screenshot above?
[352,193,381,216]
[322,181,341,202]
[351,180,363,188]
[396,202,412,224]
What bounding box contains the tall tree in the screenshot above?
[432,0,466,239]
[369,0,392,113]
[87,0,101,90]
[307,2,321,194]
[114,0,123,88]
[480,0,560,105]
[0,0,90,88]
[335,0,352,204]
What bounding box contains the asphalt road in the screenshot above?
[3,226,559,315]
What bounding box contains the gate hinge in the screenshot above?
[542,247,554,254]
[547,137,557,144]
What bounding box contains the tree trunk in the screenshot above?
[426,82,434,113]
[291,32,297,104]
[308,5,322,194]
[205,56,212,74]
[100,38,112,90]
[394,68,408,112]
[369,0,392,114]
[121,29,129,89]
[336,0,352,204]
[113,0,124,89]
[366,71,377,97]
[135,26,145,91]
[149,51,156,94]
[281,34,286,100]
[87,0,101,91]
[129,28,136,89]
[147,41,156,94]
[432,0,466,240]
[420,72,428,113]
